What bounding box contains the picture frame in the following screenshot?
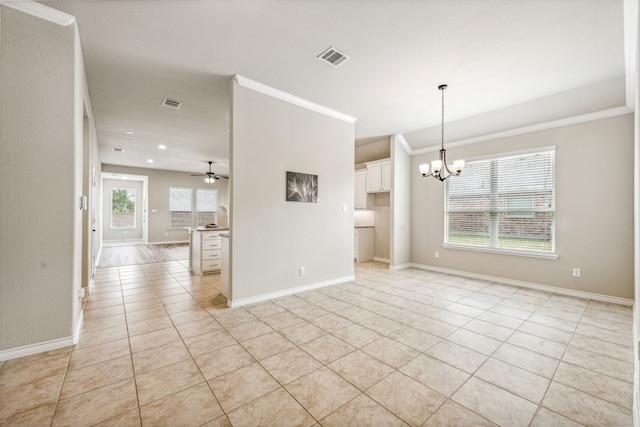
[286,171,318,203]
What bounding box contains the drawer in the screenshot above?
[202,249,221,261]
[202,232,221,241]
[202,239,222,250]
[202,259,222,271]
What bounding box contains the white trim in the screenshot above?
[395,134,413,155]
[390,262,413,271]
[0,336,75,361]
[624,0,638,110]
[233,75,357,124]
[411,106,633,155]
[0,0,75,26]
[74,310,83,345]
[373,257,390,263]
[401,263,633,306]
[228,275,354,308]
[442,243,559,261]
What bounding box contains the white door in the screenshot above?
[103,178,144,242]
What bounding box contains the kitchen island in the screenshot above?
[189,227,229,275]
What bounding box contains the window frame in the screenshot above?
[442,146,557,260]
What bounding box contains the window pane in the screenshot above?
[196,189,218,226]
[111,188,135,228]
[170,212,191,228]
[170,187,192,228]
[445,148,555,254]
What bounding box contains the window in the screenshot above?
[111,188,136,228]
[444,148,555,256]
[196,188,218,226]
[169,187,192,228]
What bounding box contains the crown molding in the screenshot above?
[410,106,633,155]
[395,133,413,155]
[0,0,75,26]
[233,75,357,124]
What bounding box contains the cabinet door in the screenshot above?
[354,171,367,209]
[366,163,382,193]
[381,161,391,191]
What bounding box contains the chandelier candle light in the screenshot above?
[419,84,464,181]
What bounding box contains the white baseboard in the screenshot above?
[149,240,189,245]
[228,275,355,308]
[0,336,75,361]
[390,262,414,271]
[401,263,633,306]
[373,257,390,263]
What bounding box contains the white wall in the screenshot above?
[391,135,412,267]
[0,7,85,353]
[230,78,355,303]
[411,113,634,299]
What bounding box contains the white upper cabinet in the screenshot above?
[365,158,391,193]
[354,169,368,209]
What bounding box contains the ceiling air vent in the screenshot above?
[113,147,124,153]
[318,46,349,67]
[162,98,182,110]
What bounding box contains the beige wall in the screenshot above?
[411,113,634,299]
[102,164,230,244]
[0,7,85,351]
[230,80,355,303]
[355,138,391,169]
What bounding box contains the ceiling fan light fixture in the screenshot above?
[204,176,216,184]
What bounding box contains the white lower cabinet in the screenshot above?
[354,227,374,262]
[191,229,224,274]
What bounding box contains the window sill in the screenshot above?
[442,243,558,260]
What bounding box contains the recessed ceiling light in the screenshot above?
[158,144,167,150]
[125,131,134,135]
[147,159,154,164]
[113,147,124,152]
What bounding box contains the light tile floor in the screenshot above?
[0,261,634,426]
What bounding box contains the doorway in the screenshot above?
[101,173,149,245]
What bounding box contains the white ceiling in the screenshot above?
[38,0,634,176]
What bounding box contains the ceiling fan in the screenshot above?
[190,161,228,183]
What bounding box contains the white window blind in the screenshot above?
[196,188,218,226]
[169,187,192,228]
[445,148,555,255]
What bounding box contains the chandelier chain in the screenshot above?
[441,85,445,150]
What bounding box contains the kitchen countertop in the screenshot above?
[194,226,229,231]
[355,225,374,228]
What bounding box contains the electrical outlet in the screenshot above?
[434,251,440,259]
[299,267,305,276]
[572,268,581,278]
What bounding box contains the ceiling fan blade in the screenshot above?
[217,176,229,179]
